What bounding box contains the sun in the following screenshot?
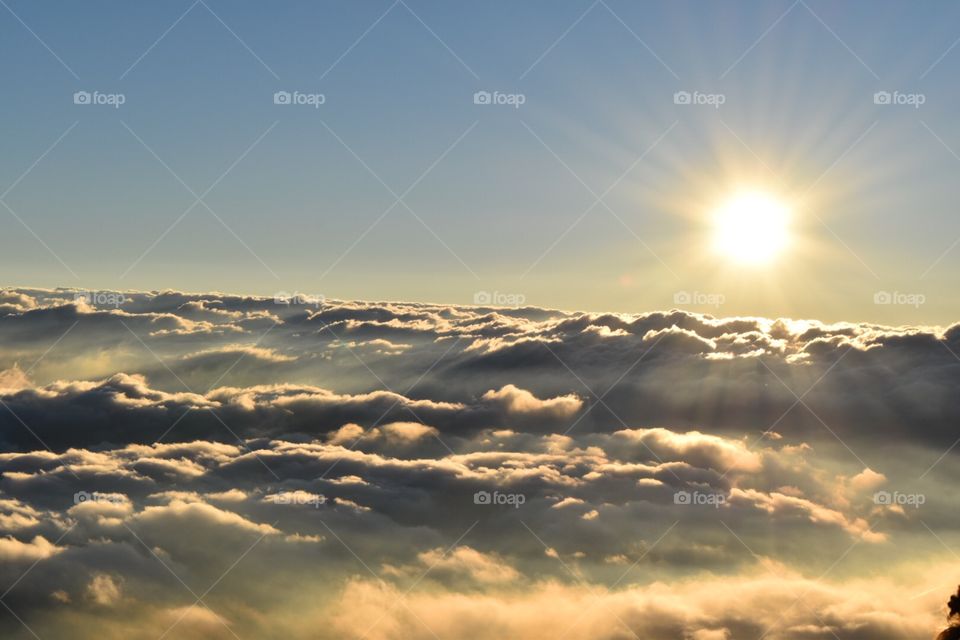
[711,191,791,265]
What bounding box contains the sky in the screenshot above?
[3,0,960,323]
[4,3,960,640]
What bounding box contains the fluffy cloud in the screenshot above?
[481,384,583,419]
[86,573,122,606]
[0,535,62,562]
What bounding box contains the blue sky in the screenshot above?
[3,0,960,323]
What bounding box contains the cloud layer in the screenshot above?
[0,288,956,638]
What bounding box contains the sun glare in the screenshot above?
[712,191,790,265]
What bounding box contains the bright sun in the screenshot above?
[712,191,790,265]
